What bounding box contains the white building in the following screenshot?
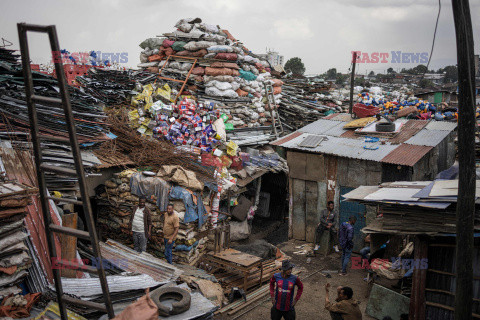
[257,50,284,67]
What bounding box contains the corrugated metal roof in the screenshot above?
[404,129,452,147]
[389,119,429,144]
[298,119,343,135]
[323,121,348,136]
[381,144,433,166]
[298,135,326,148]
[425,121,458,131]
[270,131,302,146]
[282,133,399,161]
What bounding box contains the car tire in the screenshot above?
[376,122,395,132]
[150,287,191,317]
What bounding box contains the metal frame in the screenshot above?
[17,23,115,319]
[157,55,198,102]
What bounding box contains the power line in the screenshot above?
[421,0,442,80]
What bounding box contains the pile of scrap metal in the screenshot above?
[279,78,344,131]
[136,17,284,133]
[0,182,37,299]
[0,47,113,193]
[95,168,212,265]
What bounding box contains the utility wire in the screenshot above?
[420,0,442,81]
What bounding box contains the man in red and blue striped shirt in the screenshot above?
[270,260,304,320]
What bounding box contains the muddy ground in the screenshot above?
[233,239,377,320]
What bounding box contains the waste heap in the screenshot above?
[137,17,284,130]
[96,167,213,265]
[0,182,36,298]
[0,48,111,192]
[354,86,463,121]
[279,78,343,131]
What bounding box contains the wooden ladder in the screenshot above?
[17,23,115,319]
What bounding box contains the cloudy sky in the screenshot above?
[1,0,479,74]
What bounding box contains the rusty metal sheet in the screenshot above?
[270,131,302,146]
[381,144,433,167]
[292,179,306,240]
[389,120,429,144]
[287,151,307,180]
[305,181,318,242]
[325,155,338,203]
[0,147,60,284]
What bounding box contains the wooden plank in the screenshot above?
[287,151,307,180]
[212,249,262,267]
[60,213,78,278]
[305,181,318,242]
[305,153,325,182]
[409,236,427,320]
[425,302,480,319]
[325,155,338,203]
[292,179,306,240]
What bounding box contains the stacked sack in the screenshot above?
[137,17,285,128]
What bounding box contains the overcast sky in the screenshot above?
[1,0,479,74]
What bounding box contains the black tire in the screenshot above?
[376,122,395,132]
[150,287,191,317]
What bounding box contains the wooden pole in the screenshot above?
[451,0,476,319]
[349,51,358,115]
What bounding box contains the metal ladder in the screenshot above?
[264,83,283,137]
[17,23,115,319]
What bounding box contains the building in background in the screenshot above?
[257,50,284,67]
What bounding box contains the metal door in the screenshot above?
[339,186,366,252]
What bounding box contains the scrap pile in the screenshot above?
[355,87,461,121]
[137,17,284,130]
[0,182,36,298]
[0,48,112,192]
[279,78,343,131]
[96,168,212,265]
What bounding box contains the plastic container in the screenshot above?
[353,103,380,118]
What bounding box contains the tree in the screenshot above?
[387,67,395,74]
[419,79,434,88]
[335,73,348,85]
[284,57,305,75]
[326,68,337,80]
[368,71,375,76]
[443,65,458,83]
[413,64,428,74]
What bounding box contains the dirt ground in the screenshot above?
[234,239,377,320]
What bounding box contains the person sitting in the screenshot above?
[325,283,362,320]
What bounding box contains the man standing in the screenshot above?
[338,215,357,275]
[128,196,152,253]
[314,201,339,252]
[324,283,362,320]
[269,260,303,320]
[163,203,179,264]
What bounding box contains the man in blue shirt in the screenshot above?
[338,216,357,276]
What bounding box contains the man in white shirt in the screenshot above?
[128,197,152,253]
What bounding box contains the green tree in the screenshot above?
[326,68,337,80]
[335,73,348,85]
[284,57,306,75]
[413,64,428,74]
[387,67,395,74]
[419,79,434,88]
[442,65,458,83]
[368,71,375,76]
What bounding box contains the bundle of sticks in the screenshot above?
[96,109,215,182]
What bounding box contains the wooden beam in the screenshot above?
[425,302,480,319]
[452,0,477,318]
[60,213,78,278]
[409,236,427,319]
